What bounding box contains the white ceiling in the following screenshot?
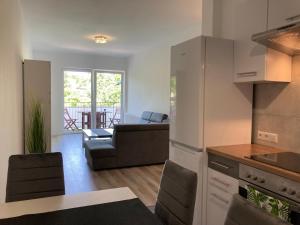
[21,0,202,56]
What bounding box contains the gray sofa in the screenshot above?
[138,111,168,124]
[85,124,169,170]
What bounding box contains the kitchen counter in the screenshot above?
[207,144,300,183]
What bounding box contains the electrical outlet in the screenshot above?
[257,131,278,143]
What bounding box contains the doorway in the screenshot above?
[63,69,124,131]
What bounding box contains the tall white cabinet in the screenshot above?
[23,60,51,153]
[170,36,205,225]
[170,36,252,225]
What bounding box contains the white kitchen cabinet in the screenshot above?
[268,0,300,30]
[233,0,291,83]
[206,168,239,225]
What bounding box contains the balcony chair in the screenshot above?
[64,108,79,130]
[109,108,121,128]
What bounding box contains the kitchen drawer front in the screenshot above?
[208,153,239,178]
[208,168,239,195]
[207,186,232,210]
[207,177,237,225]
[206,168,239,225]
[206,195,230,225]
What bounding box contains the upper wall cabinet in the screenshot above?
[268,0,300,29]
[233,0,291,83]
[234,0,267,82]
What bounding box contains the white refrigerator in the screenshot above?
[169,36,252,225]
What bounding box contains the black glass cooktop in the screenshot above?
[247,152,300,173]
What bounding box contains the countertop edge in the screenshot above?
[207,145,300,183]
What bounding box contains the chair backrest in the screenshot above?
[96,111,107,128]
[6,152,65,202]
[114,106,121,119]
[64,108,72,120]
[225,194,292,225]
[155,160,197,225]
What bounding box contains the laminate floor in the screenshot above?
[52,133,164,206]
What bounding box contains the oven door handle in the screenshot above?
[239,180,269,196]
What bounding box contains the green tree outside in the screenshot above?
[96,72,121,107]
[64,71,121,108]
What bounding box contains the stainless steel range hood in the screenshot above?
[252,22,300,56]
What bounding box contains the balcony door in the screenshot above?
[94,71,123,129]
[64,69,124,131]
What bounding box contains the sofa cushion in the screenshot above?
[139,119,151,124]
[84,140,117,158]
[149,113,168,123]
[141,111,153,120]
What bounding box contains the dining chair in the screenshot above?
[225,194,292,225]
[6,152,65,202]
[154,160,197,225]
[96,111,107,128]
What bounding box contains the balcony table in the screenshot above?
[0,187,162,225]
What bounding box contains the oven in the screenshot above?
[239,164,300,225]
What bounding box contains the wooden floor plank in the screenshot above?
[52,134,164,206]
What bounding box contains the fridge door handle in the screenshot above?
[170,139,203,153]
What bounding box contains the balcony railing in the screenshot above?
[64,102,121,130]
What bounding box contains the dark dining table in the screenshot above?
[0,187,163,225]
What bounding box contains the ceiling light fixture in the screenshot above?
[94,35,108,44]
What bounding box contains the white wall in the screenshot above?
[0,0,28,203]
[201,0,236,39]
[126,46,171,117]
[126,27,201,119]
[32,50,128,136]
